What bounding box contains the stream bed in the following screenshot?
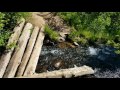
[36,45,120,78]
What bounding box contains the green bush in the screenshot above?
[58,12,120,49]
[78,37,88,45]
[0,12,31,53]
[0,12,5,30]
[68,27,80,42]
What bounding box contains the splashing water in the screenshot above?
[88,47,97,55]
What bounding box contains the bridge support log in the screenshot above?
[24,27,45,76]
[16,26,40,77]
[0,18,25,78]
[3,23,33,78]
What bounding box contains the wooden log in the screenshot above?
[0,18,25,78]
[17,65,94,78]
[69,65,94,77]
[3,23,33,78]
[16,26,40,77]
[23,27,45,76]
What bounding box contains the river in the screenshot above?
[36,45,120,78]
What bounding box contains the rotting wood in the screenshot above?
[17,65,94,78]
[3,23,33,78]
[0,18,25,78]
[23,26,45,76]
[16,26,40,77]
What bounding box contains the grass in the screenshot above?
[44,25,59,41]
[6,42,17,50]
[0,12,31,53]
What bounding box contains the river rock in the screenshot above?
[52,59,65,69]
[58,37,65,42]
[73,42,79,46]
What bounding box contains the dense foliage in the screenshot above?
[0,12,31,54]
[1,12,120,55]
[58,12,120,52]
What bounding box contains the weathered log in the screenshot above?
[17,65,94,78]
[3,23,33,78]
[16,26,40,77]
[23,27,45,76]
[0,18,25,78]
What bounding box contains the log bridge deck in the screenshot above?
[0,18,94,78]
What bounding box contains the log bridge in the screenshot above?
[0,18,94,78]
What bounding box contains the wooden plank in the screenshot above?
[0,18,25,78]
[17,65,94,78]
[16,26,40,77]
[3,23,33,78]
[23,27,45,76]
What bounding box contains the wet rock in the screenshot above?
[54,62,62,68]
[58,37,66,42]
[36,65,48,73]
[73,42,79,46]
[44,39,56,46]
[51,59,65,69]
[59,32,69,38]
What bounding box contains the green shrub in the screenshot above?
[79,30,94,39]
[44,25,59,41]
[68,27,80,42]
[0,12,5,30]
[78,37,88,45]
[115,50,120,54]
[0,12,31,53]
[58,12,120,50]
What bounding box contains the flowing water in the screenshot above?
[36,45,120,78]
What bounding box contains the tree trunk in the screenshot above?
[17,65,94,78]
[23,27,45,76]
[16,26,40,77]
[3,23,33,78]
[0,18,25,78]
